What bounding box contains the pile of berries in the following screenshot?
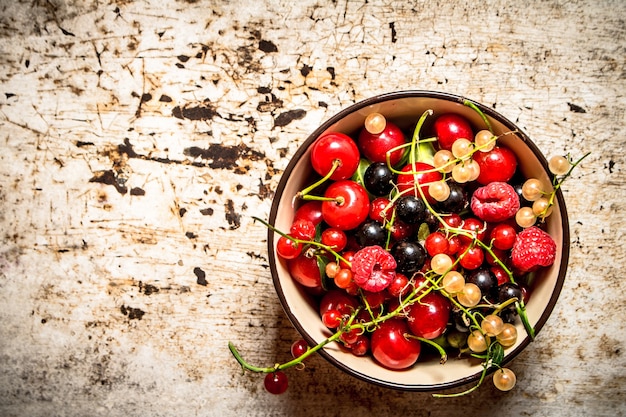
[230,105,587,396]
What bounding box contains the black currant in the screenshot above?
[391,239,427,276]
[395,195,427,225]
[512,183,533,207]
[499,306,519,324]
[363,162,395,196]
[498,282,523,304]
[356,220,387,247]
[467,268,498,301]
[435,182,467,213]
[452,307,471,333]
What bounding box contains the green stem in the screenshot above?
[253,216,352,266]
[412,336,448,364]
[297,159,341,198]
[463,99,493,134]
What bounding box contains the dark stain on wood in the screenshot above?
[194,267,207,286]
[183,143,265,170]
[568,102,587,113]
[120,305,145,320]
[225,199,241,229]
[89,170,128,195]
[273,109,306,128]
[172,101,219,120]
[258,39,278,53]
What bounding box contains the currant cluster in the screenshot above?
[230,103,588,397]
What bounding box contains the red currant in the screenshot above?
[458,245,485,270]
[396,162,443,203]
[276,235,301,260]
[424,231,450,256]
[387,273,410,297]
[321,227,348,251]
[490,223,517,250]
[350,335,370,357]
[264,371,288,395]
[321,309,342,329]
[369,197,392,223]
[290,339,309,359]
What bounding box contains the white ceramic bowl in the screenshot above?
[267,90,569,391]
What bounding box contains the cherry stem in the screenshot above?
[296,159,341,198]
[408,335,448,364]
[463,99,493,134]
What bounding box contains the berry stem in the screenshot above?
[252,216,352,266]
[296,159,341,198]
[463,99,493,134]
[539,151,591,219]
[409,335,448,364]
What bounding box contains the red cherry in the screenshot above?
[473,146,518,185]
[319,289,359,316]
[358,120,406,166]
[406,291,451,340]
[433,113,474,151]
[294,201,324,226]
[287,253,322,288]
[310,132,360,181]
[396,162,443,203]
[459,217,487,245]
[321,180,370,231]
[371,319,421,370]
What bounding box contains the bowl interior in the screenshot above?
[268,91,569,391]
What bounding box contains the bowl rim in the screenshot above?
[267,90,570,391]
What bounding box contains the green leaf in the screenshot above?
[351,158,371,188]
[417,222,430,242]
[490,342,505,367]
[316,255,331,291]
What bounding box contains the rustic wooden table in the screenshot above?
[1,0,624,416]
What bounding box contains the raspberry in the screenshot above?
[470,182,520,223]
[351,245,397,293]
[511,226,557,272]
